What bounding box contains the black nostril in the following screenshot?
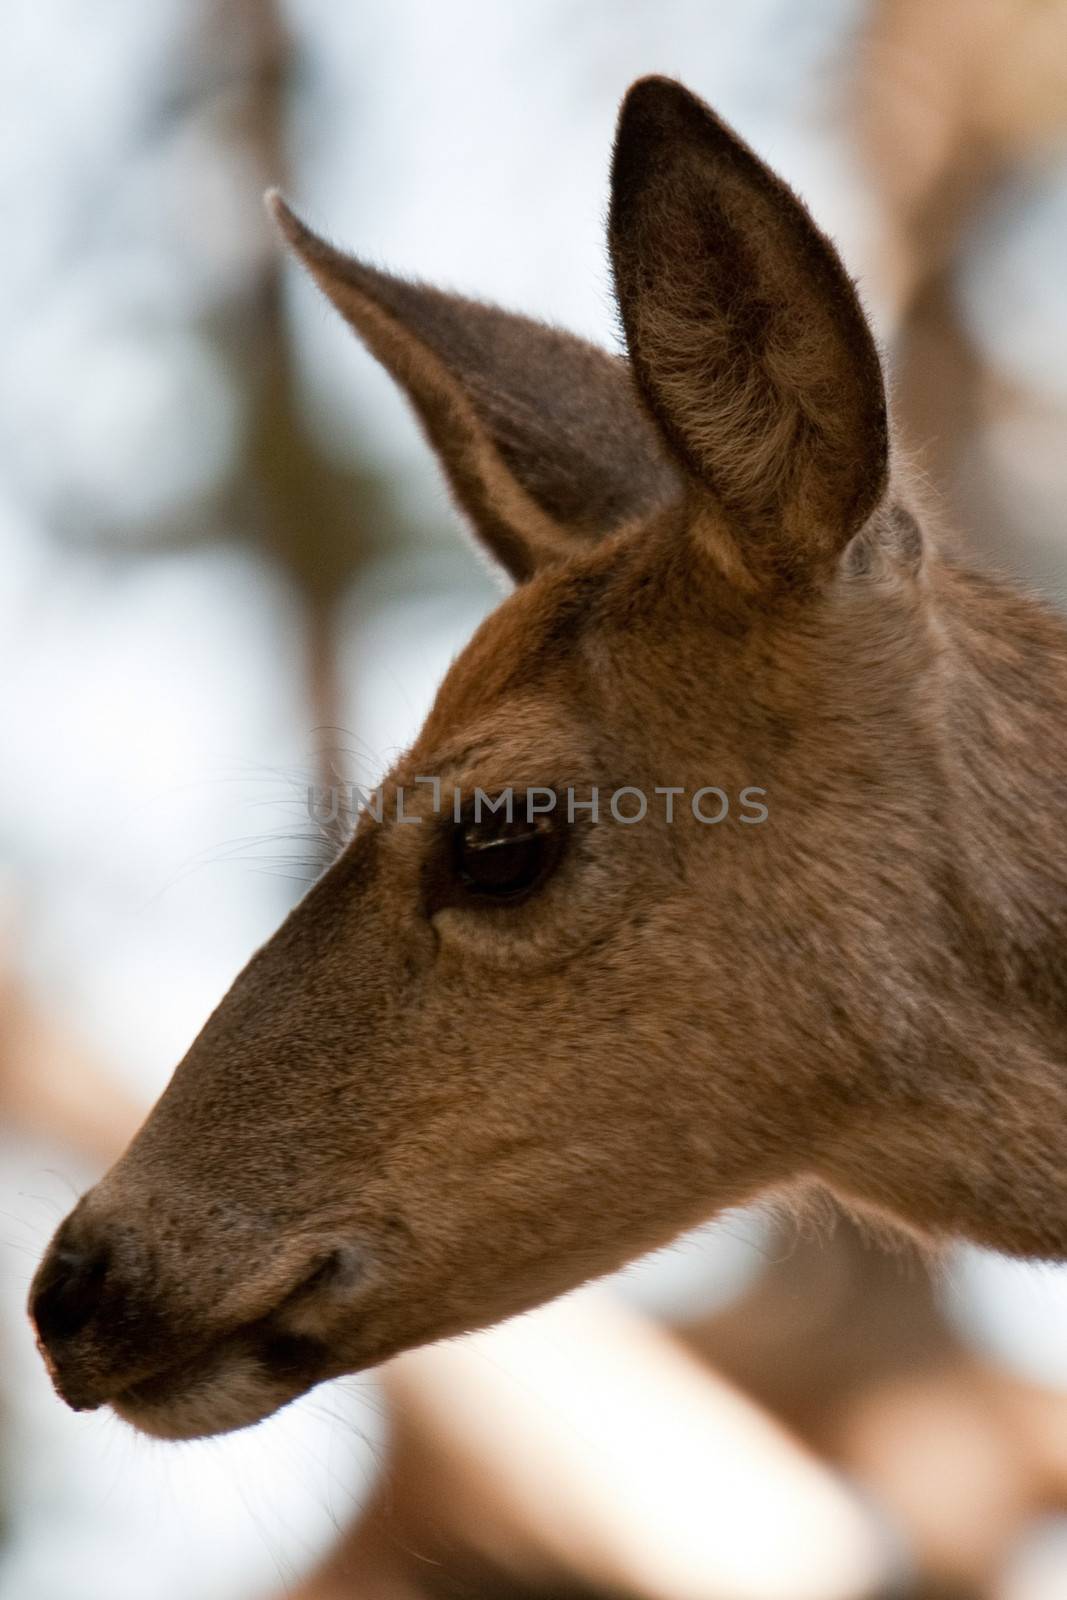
[32,1239,111,1347]
[299,1251,343,1296]
[286,1246,363,1304]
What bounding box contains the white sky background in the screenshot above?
[1,3,1066,1597]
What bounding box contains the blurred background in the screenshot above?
[1,2,1067,1597]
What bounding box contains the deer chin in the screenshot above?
[110,1325,335,1440]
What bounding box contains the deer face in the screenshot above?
[32,80,915,1440]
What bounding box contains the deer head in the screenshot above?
[30,78,1067,1442]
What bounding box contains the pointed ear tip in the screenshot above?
[623,73,686,103]
[618,75,704,127]
[615,75,734,159]
[262,190,367,280]
[263,192,326,260]
[263,188,315,254]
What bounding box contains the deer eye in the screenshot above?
[453,810,562,904]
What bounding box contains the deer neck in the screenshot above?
[933,553,1067,1017]
[819,550,1067,1258]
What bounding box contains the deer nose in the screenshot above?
[31,1228,111,1349]
[29,1210,140,1410]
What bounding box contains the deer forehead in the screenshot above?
[419,552,615,744]
[413,517,762,772]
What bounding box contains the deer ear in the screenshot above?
[609,79,889,588]
[267,194,681,584]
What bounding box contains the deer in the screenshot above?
[28,75,1067,1444]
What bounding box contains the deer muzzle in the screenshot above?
[29,1195,361,1438]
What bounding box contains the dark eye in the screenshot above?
[453,810,562,904]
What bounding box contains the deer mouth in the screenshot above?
[110,1319,335,1440]
[105,1249,377,1439]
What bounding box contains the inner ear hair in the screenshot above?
[268,192,681,585]
[609,77,889,590]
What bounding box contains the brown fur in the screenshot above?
[272,198,681,582]
[29,77,1067,1442]
[610,79,888,589]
